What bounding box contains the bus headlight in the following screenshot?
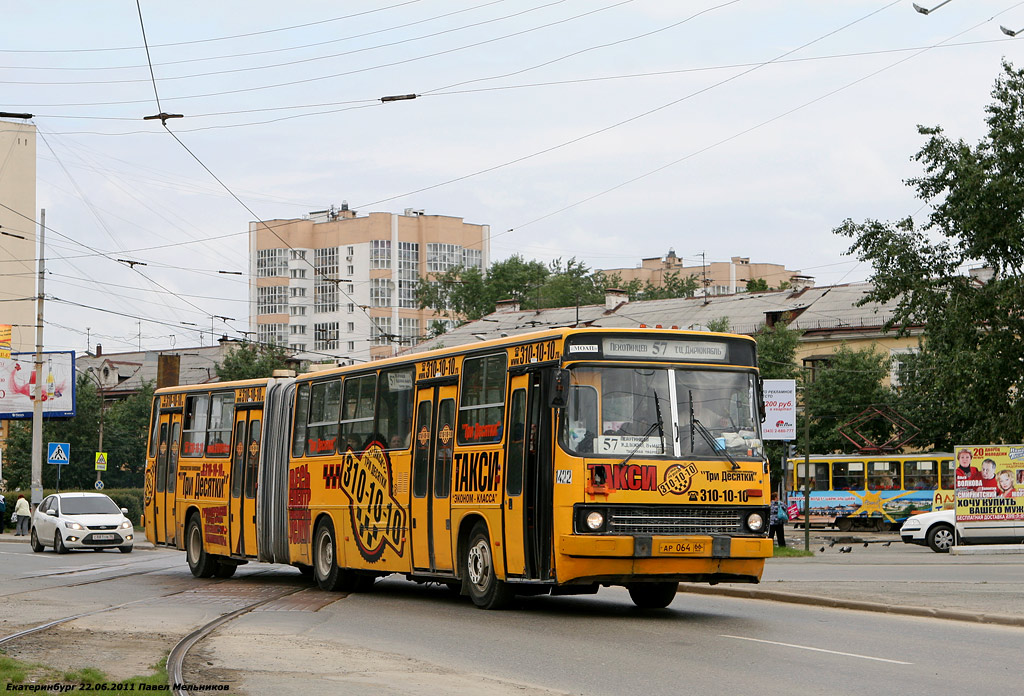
[746,512,765,532]
[575,507,608,533]
[586,511,605,531]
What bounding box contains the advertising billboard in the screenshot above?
[0,351,76,419]
[954,444,1024,523]
[762,379,796,441]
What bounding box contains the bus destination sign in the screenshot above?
[602,338,728,362]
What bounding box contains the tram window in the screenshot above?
[307,379,341,456]
[412,401,432,498]
[796,462,829,491]
[378,367,414,450]
[434,399,455,498]
[832,461,865,490]
[341,374,376,450]
[904,460,938,490]
[506,389,527,496]
[458,354,507,445]
[867,460,900,490]
[940,459,955,490]
[181,394,210,458]
[205,392,234,458]
[292,383,310,458]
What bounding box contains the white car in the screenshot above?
[900,507,1022,553]
[30,492,134,553]
[900,509,956,552]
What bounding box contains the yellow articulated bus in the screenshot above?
[144,328,773,609]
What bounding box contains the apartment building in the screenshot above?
[0,119,37,354]
[600,249,810,296]
[250,206,489,362]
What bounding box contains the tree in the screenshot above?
[746,278,770,292]
[802,345,893,454]
[215,341,292,381]
[835,60,1024,448]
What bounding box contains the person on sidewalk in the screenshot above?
[769,492,787,547]
[13,494,31,536]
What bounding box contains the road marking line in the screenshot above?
[720,635,912,664]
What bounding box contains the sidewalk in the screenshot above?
[679,533,1024,626]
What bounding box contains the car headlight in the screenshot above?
[901,518,921,529]
[64,521,84,530]
[746,512,765,532]
[120,520,132,529]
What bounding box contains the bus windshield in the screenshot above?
[559,365,762,459]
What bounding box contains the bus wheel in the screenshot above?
[186,517,216,578]
[462,522,514,610]
[313,520,344,591]
[627,582,678,609]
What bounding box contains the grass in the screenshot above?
[771,545,816,557]
[0,651,169,695]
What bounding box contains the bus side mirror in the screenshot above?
[757,376,766,422]
[549,369,569,409]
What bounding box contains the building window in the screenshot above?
[347,322,355,332]
[427,243,462,273]
[257,286,287,315]
[257,249,287,277]
[347,265,354,276]
[290,250,306,261]
[315,247,338,280]
[347,303,354,314]
[290,287,306,298]
[371,240,392,269]
[462,247,482,270]
[290,269,307,279]
[290,306,306,316]
[257,323,287,347]
[314,322,339,351]
[371,278,392,307]
[398,242,420,308]
[315,281,338,313]
[399,317,420,345]
[289,343,306,352]
[372,317,392,346]
[348,341,355,351]
[290,325,306,335]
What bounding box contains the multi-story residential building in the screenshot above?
[600,249,810,296]
[250,206,490,362]
[0,119,37,354]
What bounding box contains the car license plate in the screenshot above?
[92,534,117,541]
[657,541,707,556]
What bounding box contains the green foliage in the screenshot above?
[1,378,154,491]
[746,277,770,292]
[215,341,291,381]
[1,652,168,694]
[801,344,893,454]
[836,60,1024,448]
[705,317,732,333]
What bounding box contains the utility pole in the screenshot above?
[804,399,811,551]
[30,209,45,506]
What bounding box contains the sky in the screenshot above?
[1,0,1021,358]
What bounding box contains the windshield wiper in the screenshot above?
[689,390,739,470]
[618,393,664,468]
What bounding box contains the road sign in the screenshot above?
[95,452,108,471]
[47,442,70,465]
[95,480,104,490]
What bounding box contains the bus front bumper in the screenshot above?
[558,534,773,559]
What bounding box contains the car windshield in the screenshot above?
[559,365,762,459]
[61,496,121,515]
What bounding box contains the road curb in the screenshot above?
[675,584,1024,627]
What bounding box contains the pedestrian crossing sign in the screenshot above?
[47,442,70,465]
[95,452,108,471]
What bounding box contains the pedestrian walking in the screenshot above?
[769,491,787,547]
[13,494,31,536]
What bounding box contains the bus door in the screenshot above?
[153,410,181,545]
[230,407,262,557]
[502,377,529,577]
[410,384,457,574]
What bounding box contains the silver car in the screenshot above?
[30,492,134,553]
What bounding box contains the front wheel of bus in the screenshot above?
[627,582,678,609]
[186,517,216,578]
[462,522,514,610]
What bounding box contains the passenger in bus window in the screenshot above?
[389,433,407,450]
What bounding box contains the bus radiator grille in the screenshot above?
[606,507,744,536]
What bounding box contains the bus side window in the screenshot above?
[905,460,938,490]
[506,389,527,496]
[245,420,261,499]
[182,394,210,458]
[434,399,455,499]
[378,367,415,450]
[341,374,376,450]
[291,383,310,458]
